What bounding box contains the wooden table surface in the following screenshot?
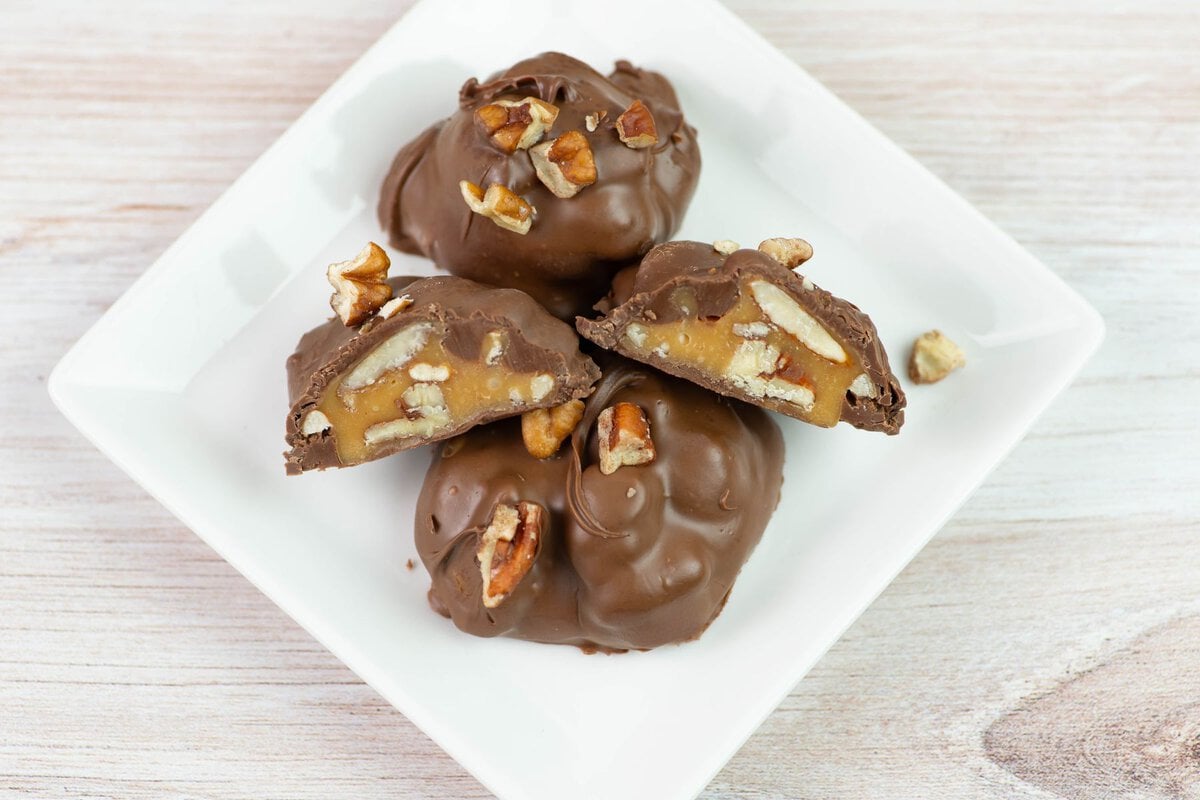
[4,1,1198,797]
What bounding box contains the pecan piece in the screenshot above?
[477,501,544,608]
[747,280,847,364]
[327,242,393,327]
[772,354,812,387]
[474,96,560,153]
[300,410,331,436]
[459,180,535,235]
[758,237,814,269]
[530,130,597,199]
[597,402,656,475]
[521,399,585,459]
[726,340,816,411]
[908,330,965,384]
[377,294,413,320]
[615,99,658,149]
[584,110,607,132]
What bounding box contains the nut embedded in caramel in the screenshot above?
[363,381,452,445]
[615,99,658,149]
[602,280,854,422]
[323,322,565,464]
[300,410,331,436]
[408,362,451,382]
[327,242,393,327]
[748,280,848,363]
[727,338,816,411]
[477,501,544,608]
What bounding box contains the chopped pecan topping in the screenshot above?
[474,96,560,153]
[597,402,656,475]
[327,242,392,327]
[615,99,658,149]
[530,130,597,198]
[460,180,535,234]
[584,110,607,132]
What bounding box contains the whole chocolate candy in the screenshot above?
[378,52,701,320]
[414,356,784,652]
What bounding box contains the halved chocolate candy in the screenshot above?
[284,275,599,473]
[577,239,906,434]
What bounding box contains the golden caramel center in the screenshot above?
[621,280,864,428]
[313,325,556,465]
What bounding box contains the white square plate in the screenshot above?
[49,1,1104,798]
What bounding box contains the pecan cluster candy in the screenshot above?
[283,47,920,654]
[378,52,701,320]
[414,357,785,652]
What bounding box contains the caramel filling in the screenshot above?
[311,325,556,464]
[622,279,865,427]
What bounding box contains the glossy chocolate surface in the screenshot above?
[414,356,784,651]
[378,52,701,320]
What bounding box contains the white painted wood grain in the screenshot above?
[2,1,1198,798]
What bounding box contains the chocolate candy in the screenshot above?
[577,239,906,434]
[284,275,599,474]
[414,356,784,651]
[377,52,701,320]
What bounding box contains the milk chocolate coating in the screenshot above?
[414,356,784,652]
[284,276,600,474]
[577,241,906,434]
[377,52,701,320]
